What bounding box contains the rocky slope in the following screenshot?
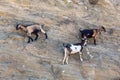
[0,0,120,80]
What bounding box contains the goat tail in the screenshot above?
[63,43,71,48]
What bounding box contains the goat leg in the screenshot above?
[93,37,97,45]
[62,56,66,65]
[27,36,33,43]
[40,27,48,39]
[34,33,38,41]
[62,48,68,64]
[27,36,31,43]
[66,56,69,64]
[79,52,83,62]
[63,53,67,64]
[44,33,48,39]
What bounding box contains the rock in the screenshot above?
[8,33,24,41]
[0,32,8,40]
[0,0,119,80]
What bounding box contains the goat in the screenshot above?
[62,38,93,64]
[79,26,106,45]
[16,24,48,43]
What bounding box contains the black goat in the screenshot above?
[79,26,106,45]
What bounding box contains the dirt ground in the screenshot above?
[0,0,120,80]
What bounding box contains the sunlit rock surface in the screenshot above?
[0,0,120,80]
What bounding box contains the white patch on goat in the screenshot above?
[70,45,81,54]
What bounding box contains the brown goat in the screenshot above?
[16,24,48,43]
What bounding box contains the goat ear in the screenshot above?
[16,24,19,30]
[101,26,106,32]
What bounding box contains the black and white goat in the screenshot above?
[16,24,48,43]
[79,26,106,45]
[62,38,93,64]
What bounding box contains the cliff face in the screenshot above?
[0,0,120,80]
